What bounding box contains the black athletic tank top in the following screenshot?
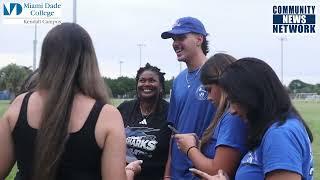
[12,92,104,180]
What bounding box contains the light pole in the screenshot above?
[119,60,124,77]
[137,43,146,67]
[73,0,77,23]
[32,24,37,71]
[279,37,287,84]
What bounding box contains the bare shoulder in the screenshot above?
[3,93,28,130]
[9,93,27,109]
[99,104,123,127]
[102,104,121,113]
[95,104,125,148]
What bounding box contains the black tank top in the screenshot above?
[12,92,104,180]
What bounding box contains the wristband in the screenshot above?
[186,145,197,157]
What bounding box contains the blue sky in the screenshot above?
[0,0,319,85]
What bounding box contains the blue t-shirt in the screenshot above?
[168,69,215,180]
[235,117,314,180]
[202,111,247,159]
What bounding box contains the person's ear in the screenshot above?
[196,35,203,47]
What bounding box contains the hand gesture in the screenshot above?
[189,168,229,180]
[125,160,143,177]
[174,133,198,154]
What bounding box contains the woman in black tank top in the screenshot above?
[0,23,141,180]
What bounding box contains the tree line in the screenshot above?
[104,76,173,98]
[0,63,173,99]
[0,63,319,99]
[288,80,320,95]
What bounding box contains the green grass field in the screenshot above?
[293,101,320,179]
[1,100,319,179]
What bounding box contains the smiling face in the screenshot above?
[137,70,162,100]
[172,33,203,62]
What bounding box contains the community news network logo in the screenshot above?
[273,5,316,34]
[1,1,62,25]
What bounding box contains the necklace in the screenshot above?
[185,66,202,88]
[139,104,153,125]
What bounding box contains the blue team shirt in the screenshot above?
[168,69,215,180]
[235,117,314,180]
[202,111,247,159]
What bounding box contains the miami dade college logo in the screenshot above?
[3,3,23,16]
[2,2,63,25]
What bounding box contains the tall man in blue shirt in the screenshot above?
[161,17,216,179]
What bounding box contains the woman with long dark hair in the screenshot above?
[0,23,141,180]
[189,58,314,180]
[174,53,247,179]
